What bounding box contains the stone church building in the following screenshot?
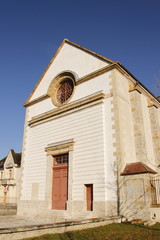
[18,40,160,223]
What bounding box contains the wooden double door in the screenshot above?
[52,154,68,210]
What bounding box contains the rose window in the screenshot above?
[47,71,76,106]
[56,78,74,104]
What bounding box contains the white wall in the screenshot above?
[30,42,109,101]
[28,72,112,121]
[21,71,117,205]
[22,104,106,201]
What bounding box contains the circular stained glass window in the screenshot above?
[56,78,74,104]
[47,71,76,106]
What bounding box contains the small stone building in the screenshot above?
[0,149,21,205]
[18,40,160,223]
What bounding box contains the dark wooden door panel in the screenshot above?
[52,166,68,210]
[52,172,61,209]
[86,184,93,211]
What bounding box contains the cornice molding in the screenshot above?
[147,97,159,108]
[129,86,142,94]
[116,63,160,107]
[76,63,116,85]
[24,61,160,109]
[128,83,160,108]
[24,63,116,107]
[45,139,75,156]
[23,94,49,107]
[28,91,106,126]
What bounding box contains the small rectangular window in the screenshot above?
[54,153,68,165]
[9,169,12,179]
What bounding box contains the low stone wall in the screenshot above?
[0,217,121,240]
[17,199,117,222]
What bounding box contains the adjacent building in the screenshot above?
[0,149,21,205]
[18,40,160,223]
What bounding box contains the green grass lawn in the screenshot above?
[23,223,160,240]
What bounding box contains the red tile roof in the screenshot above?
[121,162,157,175]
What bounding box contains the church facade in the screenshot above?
[18,40,160,223]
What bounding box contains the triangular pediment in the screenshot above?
[4,150,15,169]
[25,39,114,105]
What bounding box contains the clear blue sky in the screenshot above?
[0,0,160,159]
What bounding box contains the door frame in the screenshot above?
[45,139,74,211]
[52,153,69,210]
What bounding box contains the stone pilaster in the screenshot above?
[130,90,148,162]
[148,106,160,166]
[18,108,30,200]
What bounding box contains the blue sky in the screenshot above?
[0,0,160,158]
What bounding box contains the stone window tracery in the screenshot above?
[47,71,76,107]
[56,79,74,104]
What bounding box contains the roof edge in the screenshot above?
[64,39,114,64]
[25,39,66,105]
[24,40,160,107]
[121,162,157,176]
[117,63,160,104]
[24,39,114,105]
